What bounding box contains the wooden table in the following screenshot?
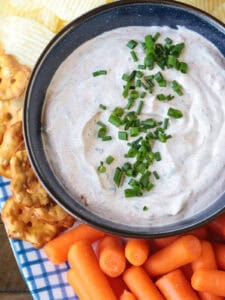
[0,218,32,300]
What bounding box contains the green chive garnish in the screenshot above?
[157,94,174,101]
[97,162,106,173]
[130,50,138,62]
[172,80,184,96]
[99,104,107,110]
[106,156,114,164]
[98,127,107,138]
[130,127,139,137]
[138,64,146,70]
[113,167,124,187]
[154,72,167,87]
[168,107,183,119]
[102,136,112,141]
[143,206,149,211]
[136,79,141,87]
[108,115,121,127]
[140,91,147,99]
[137,100,144,115]
[118,131,128,141]
[93,70,107,77]
[167,55,177,67]
[124,188,142,197]
[154,152,161,161]
[162,118,169,130]
[179,62,188,73]
[153,171,160,180]
[127,40,138,49]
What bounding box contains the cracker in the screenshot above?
[10,150,51,207]
[1,196,59,248]
[0,53,30,100]
[0,121,23,178]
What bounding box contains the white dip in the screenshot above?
[42,26,225,226]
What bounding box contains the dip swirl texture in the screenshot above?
[43,26,225,226]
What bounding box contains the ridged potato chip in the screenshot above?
[9,0,43,11]
[190,0,225,13]
[41,0,107,21]
[0,16,54,68]
[212,3,225,22]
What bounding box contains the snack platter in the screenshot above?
[0,1,224,300]
[0,177,77,300]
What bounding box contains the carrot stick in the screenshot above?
[144,235,202,277]
[191,269,225,297]
[67,268,91,300]
[97,236,126,278]
[198,291,223,300]
[120,289,137,300]
[191,240,217,272]
[44,224,105,264]
[213,243,225,270]
[207,213,225,239]
[156,269,199,300]
[153,236,179,249]
[68,240,117,300]
[123,266,164,300]
[125,239,150,266]
[108,276,127,298]
[187,227,208,240]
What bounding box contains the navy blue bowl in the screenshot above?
[24,0,225,237]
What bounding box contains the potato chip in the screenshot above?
[212,3,225,22]
[0,16,54,68]
[188,0,225,13]
[41,0,107,21]
[0,0,16,16]
[9,0,43,11]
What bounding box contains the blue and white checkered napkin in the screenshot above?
[0,176,79,300]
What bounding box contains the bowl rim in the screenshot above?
[23,0,225,238]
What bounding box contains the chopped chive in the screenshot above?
[140,91,147,99]
[144,54,154,69]
[93,70,107,77]
[130,127,140,137]
[165,37,173,45]
[124,188,142,197]
[154,152,162,161]
[143,206,149,211]
[130,50,138,62]
[113,107,124,117]
[127,40,138,49]
[122,73,130,81]
[170,42,185,57]
[172,80,184,96]
[118,131,128,141]
[153,32,160,42]
[137,100,144,115]
[167,55,177,67]
[113,167,124,187]
[145,35,155,55]
[130,90,139,100]
[154,72,167,87]
[126,98,135,110]
[98,127,107,138]
[141,81,148,90]
[106,155,114,164]
[102,136,112,141]
[136,71,144,78]
[97,121,106,127]
[128,178,141,189]
[138,64,146,70]
[97,161,106,173]
[179,62,188,73]
[99,104,107,110]
[108,114,121,127]
[156,94,174,101]
[136,79,141,87]
[168,107,183,119]
[146,182,155,191]
[162,118,169,130]
[153,171,160,179]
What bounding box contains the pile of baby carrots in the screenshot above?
[44,213,225,300]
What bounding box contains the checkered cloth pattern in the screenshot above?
[0,176,79,300]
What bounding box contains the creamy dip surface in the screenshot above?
[42,26,225,226]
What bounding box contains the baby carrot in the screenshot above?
[156,269,199,300]
[123,266,164,300]
[192,269,225,297]
[108,276,127,298]
[191,240,217,272]
[120,289,137,300]
[67,268,91,300]
[44,224,105,264]
[144,235,202,277]
[68,240,117,300]
[207,213,225,239]
[153,236,179,249]
[213,243,225,270]
[125,239,150,266]
[198,292,223,300]
[97,236,126,278]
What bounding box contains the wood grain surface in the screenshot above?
[0,219,32,300]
